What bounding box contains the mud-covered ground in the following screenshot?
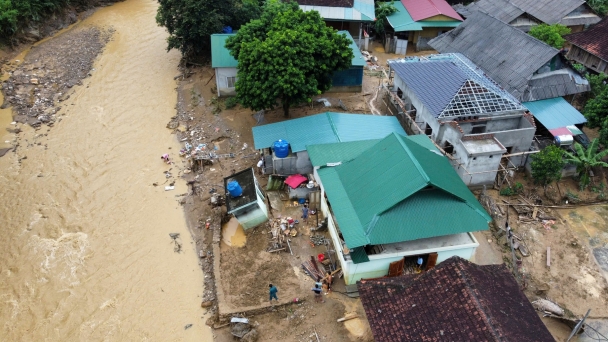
[170,63,382,341]
[481,173,608,341]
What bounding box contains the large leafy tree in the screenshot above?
[156,0,261,57]
[587,0,608,16]
[226,1,354,117]
[374,2,397,36]
[528,24,571,49]
[530,145,565,192]
[563,139,608,190]
[583,88,608,128]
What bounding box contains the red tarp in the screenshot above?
[549,127,572,137]
[284,174,307,189]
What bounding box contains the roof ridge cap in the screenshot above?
[457,261,503,341]
[395,133,430,183]
[474,12,559,54]
[327,112,342,142]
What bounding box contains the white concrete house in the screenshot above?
[211,34,238,97]
[387,53,536,186]
[306,133,491,285]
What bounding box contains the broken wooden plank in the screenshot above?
[337,313,359,322]
[547,247,551,267]
[330,267,342,276]
[532,207,538,219]
[267,248,285,253]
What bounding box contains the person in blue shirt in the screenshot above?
[269,283,278,303]
[302,204,309,223]
[312,284,324,303]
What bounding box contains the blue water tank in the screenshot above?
[222,26,233,33]
[227,180,242,197]
[273,139,289,158]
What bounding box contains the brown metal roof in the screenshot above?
[357,256,555,342]
[566,17,608,61]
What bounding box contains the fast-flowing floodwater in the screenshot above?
[0,0,212,340]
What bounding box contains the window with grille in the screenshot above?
[226,76,236,88]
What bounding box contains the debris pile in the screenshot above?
[1,27,114,128]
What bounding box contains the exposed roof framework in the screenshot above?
[440,80,524,117]
[389,53,524,118]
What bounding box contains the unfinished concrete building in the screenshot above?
[387,53,535,186]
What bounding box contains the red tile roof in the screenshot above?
[401,0,463,21]
[357,256,554,342]
[566,17,608,61]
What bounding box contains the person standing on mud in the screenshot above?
[257,157,264,175]
[269,284,278,303]
[302,204,309,224]
[312,284,324,303]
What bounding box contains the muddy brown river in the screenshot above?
[0,0,212,340]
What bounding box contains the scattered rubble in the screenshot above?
[1,27,113,128]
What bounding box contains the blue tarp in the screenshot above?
[523,97,587,130]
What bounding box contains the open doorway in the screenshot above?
[388,253,438,276]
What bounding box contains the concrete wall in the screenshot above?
[215,67,237,97]
[233,182,269,229]
[295,151,314,174]
[343,241,478,284]
[392,74,535,186]
[288,186,319,200]
[315,164,479,285]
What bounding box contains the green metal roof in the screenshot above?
[307,134,438,167]
[338,31,367,67]
[523,97,587,130]
[386,2,462,32]
[211,34,237,68]
[212,31,365,69]
[308,139,380,167]
[315,133,490,248]
[252,112,406,152]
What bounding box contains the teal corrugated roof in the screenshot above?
[308,139,380,166]
[523,97,587,129]
[314,133,490,248]
[307,134,438,167]
[406,134,439,151]
[338,31,367,67]
[368,190,490,245]
[386,2,462,32]
[418,21,461,28]
[387,2,422,31]
[211,34,238,68]
[252,112,406,152]
[300,0,374,21]
[213,32,365,69]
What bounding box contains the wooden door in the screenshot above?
[388,258,405,277]
[425,253,438,271]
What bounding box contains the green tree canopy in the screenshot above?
[226,1,354,117]
[587,0,608,16]
[156,0,261,57]
[583,87,608,128]
[530,145,565,189]
[528,24,571,49]
[374,2,397,36]
[563,139,608,190]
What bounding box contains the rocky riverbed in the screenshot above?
[1,27,113,129]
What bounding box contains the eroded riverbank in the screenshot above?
[0,0,212,340]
